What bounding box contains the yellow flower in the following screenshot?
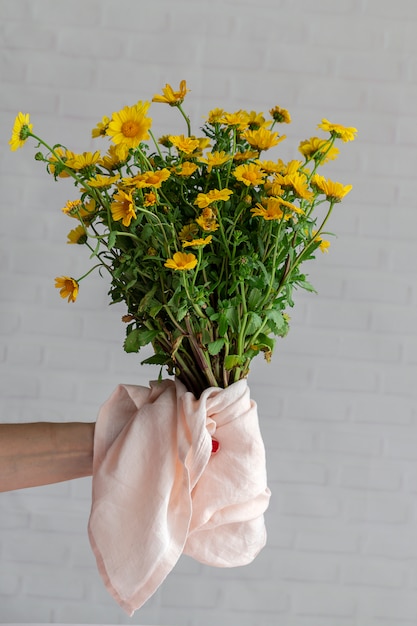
[256,159,284,174]
[65,151,101,171]
[87,173,120,188]
[194,188,233,208]
[62,199,85,218]
[247,111,271,130]
[9,112,33,151]
[251,197,303,221]
[178,223,199,242]
[99,144,130,170]
[220,111,250,130]
[67,225,87,244]
[48,147,71,178]
[133,168,171,188]
[269,106,291,124]
[312,230,330,253]
[318,119,357,142]
[111,189,136,226]
[164,251,198,271]
[54,276,79,303]
[169,134,200,155]
[143,191,158,206]
[233,163,267,187]
[206,108,225,124]
[158,135,173,148]
[276,159,303,176]
[243,128,284,151]
[299,137,339,163]
[152,80,189,106]
[91,115,110,138]
[183,235,213,248]
[199,151,231,173]
[196,207,219,232]
[275,171,313,200]
[174,161,199,177]
[233,149,259,162]
[107,101,152,149]
[311,174,352,202]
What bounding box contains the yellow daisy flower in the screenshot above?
[206,108,225,124]
[91,115,110,138]
[318,119,357,142]
[247,111,271,130]
[133,168,171,188]
[312,230,330,253]
[269,106,291,124]
[233,163,267,187]
[67,225,87,245]
[275,171,313,201]
[143,191,158,207]
[87,173,120,188]
[152,80,189,106]
[233,149,259,162]
[220,111,250,131]
[251,197,303,221]
[194,188,233,208]
[243,128,284,151]
[199,151,231,173]
[178,223,199,242]
[48,147,72,178]
[54,276,79,303]
[65,151,101,171]
[62,199,82,217]
[311,174,352,202]
[196,207,219,232]
[299,137,339,163]
[183,235,213,248]
[164,251,198,271]
[174,161,199,177]
[9,112,33,151]
[256,159,284,175]
[169,134,200,155]
[107,101,152,149]
[158,135,173,148]
[111,189,136,226]
[99,144,130,170]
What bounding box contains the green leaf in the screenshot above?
[207,338,226,356]
[245,312,263,335]
[124,327,159,353]
[141,353,171,366]
[218,313,228,336]
[296,279,317,293]
[224,354,244,370]
[248,287,263,311]
[266,308,286,333]
[107,230,117,249]
[254,332,275,350]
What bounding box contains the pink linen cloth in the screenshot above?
[88,378,271,615]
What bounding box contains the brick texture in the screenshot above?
[1,0,417,624]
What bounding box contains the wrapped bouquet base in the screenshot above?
[88,378,271,615]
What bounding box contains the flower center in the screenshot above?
[121,120,140,138]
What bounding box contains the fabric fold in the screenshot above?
[88,378,270,615]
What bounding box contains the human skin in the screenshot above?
[0,422,95,492]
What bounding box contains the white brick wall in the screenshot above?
[1,0,417,624]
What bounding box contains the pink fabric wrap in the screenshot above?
[88,378,271,615]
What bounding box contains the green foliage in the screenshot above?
[20,85,354,397]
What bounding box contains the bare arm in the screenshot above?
[0,422,95,492]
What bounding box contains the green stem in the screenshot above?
[177,104,192,136]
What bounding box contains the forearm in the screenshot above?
[0,422,95,492]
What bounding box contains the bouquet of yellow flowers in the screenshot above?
[10,80,356,398]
